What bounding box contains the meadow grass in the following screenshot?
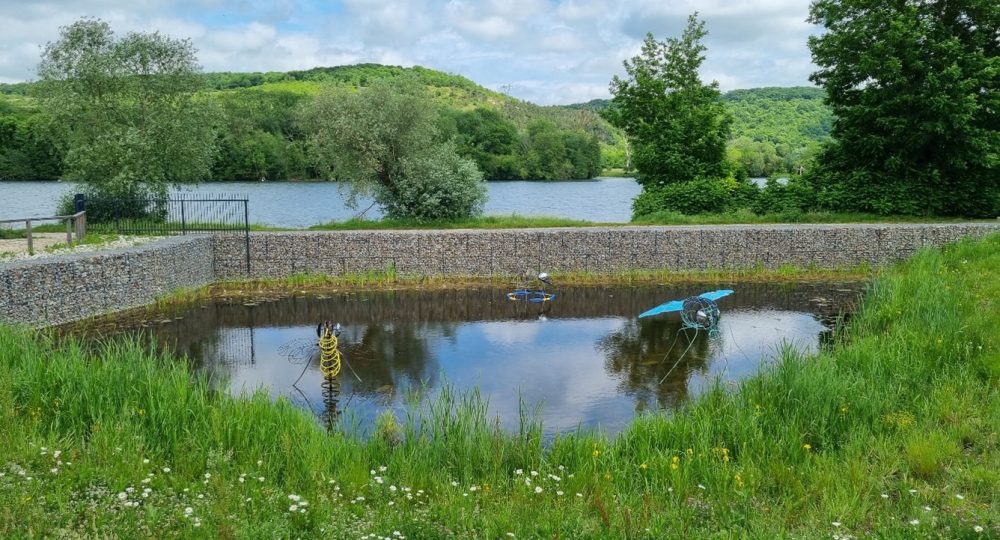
[309,215,600,230]
[632,208,983,225]
[0,234,997,537]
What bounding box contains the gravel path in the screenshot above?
[0,234,164,262]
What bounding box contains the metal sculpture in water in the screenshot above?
[279,321,360,430]
[638,290,735,384]
[507,271,556,303]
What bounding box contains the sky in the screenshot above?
[0,0,822,105]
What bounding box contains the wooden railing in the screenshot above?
[0,211,87,255]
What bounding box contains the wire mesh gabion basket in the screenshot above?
[680,296,721,330]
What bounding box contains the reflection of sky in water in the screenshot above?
[201,308,830,438]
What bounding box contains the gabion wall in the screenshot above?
[2,223,997,326]
[213,223,1000,279]
[0,236,214,326]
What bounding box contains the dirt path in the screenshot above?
[0,233,68,256]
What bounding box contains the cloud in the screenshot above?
[0,0,823,103]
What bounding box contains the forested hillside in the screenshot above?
[562,88,833,177]
[1,65,830,182]
[0,64,606,182]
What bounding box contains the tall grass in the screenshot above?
[0,234,997,537]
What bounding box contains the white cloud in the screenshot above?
[0,0,822,103]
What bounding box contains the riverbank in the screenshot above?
[0,233,996,536]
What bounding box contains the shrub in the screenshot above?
[632,177,760,218]
[379,141,487,222]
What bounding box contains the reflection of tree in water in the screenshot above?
[337,322,450,398]
[597,317,712,411]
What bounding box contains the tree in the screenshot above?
[607,14,731,189]
[300,79,486,220]
[37,18,218,199]
[808,0,999,216]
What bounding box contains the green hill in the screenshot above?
[559,87,833,177]
[1,64,612,181]
[2,65,832,181]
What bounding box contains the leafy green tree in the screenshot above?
[0,106,63,180]
[607,14,731,189]
[808,0,999,216]
[300,79,486,220]
[36,18,218,199]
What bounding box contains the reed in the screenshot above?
[0,234,996,537]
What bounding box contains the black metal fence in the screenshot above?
[79,193,251,274]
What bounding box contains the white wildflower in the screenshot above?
[534,486,543,494]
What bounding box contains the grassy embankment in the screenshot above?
[1,234,997,536]
[309,211,979,231]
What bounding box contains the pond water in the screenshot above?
[0,179,642,227]
[90,282,862,437]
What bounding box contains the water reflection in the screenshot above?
[100,283,860,436]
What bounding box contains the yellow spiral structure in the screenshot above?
[318,327,342,378]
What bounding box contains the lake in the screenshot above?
[82,282,862,437]
[0,179,643,227]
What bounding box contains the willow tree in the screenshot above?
[37,18,218,199]
[300,79,486,221]
[808,0,999,216]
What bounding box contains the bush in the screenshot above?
[378,141,487,222]
[752,176,818,215]
[632,177,760,219]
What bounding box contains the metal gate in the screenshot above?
[79,193,251,274]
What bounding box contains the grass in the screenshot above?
[309,214,600,230]
[1,234,998,537]
[130,263,874,311]
[633,208,984,225]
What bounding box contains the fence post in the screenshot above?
[180,199,187,235]
[25,220,32,255]
[65,218,73,245]
[243,199,251,276]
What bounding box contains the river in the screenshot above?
[0,179,642,227]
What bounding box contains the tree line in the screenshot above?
[0,50,602,185]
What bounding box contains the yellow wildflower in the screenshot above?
[803,443,812,451]
[639,463,648,470]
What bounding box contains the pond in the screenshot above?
[87,282,862,437]
[0,179,643,227]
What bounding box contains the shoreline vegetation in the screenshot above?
[1,234,996,536]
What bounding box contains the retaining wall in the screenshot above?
[2,223,997,326]
[0,236,214,326]
[213,223,1000,279]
